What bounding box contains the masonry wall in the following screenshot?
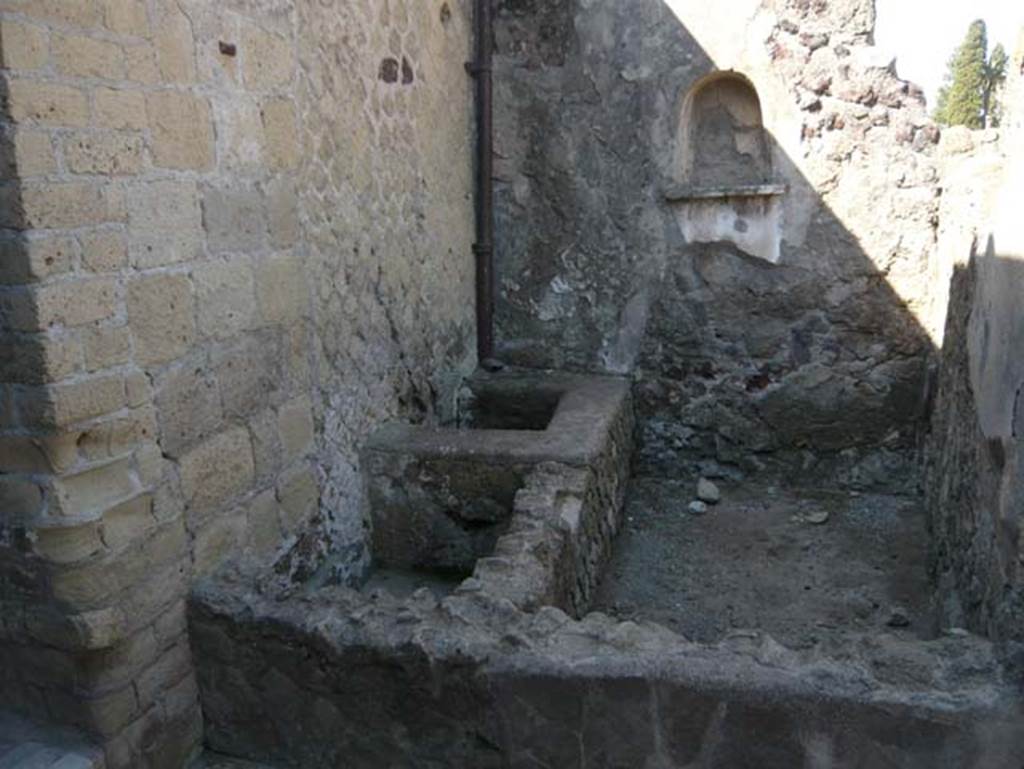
[492,0,942,489]
[0,0,475,765]
[926,37,1024,642]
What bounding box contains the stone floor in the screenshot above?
[592,478,933,648]
[0,713,103,769]
[190,753,274,769]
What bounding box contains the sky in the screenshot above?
[874,0,1024,108]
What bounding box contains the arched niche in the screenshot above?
[667,71,786,264]
[678,72,772,188]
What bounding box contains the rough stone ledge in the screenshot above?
[664,182,789,201]
[364,370,631,468]
[189,574,1024,768]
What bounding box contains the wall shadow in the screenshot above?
[0,56,94,729]
[927,235,1024,642]
[491,0,939,495]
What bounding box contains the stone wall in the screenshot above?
[190,563,1024,768]
[362,369,633,612]
[926,37,1024,642]
[0,0,475,764]
[492,0,942,489]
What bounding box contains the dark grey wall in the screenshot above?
[927,127,1024,641]
[492,0,942,490]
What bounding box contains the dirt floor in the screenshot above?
[592,478,933,648]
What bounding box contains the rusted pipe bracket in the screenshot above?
[465,61,492,77]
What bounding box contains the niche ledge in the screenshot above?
[665,182,788,264]
[664,182,788,203]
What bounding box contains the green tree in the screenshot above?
[985,43,1009,127]
[934,20,1006,128]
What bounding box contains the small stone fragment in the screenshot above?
[688,500,708,515]
[805,510,830,525]
[848,593,876,619]
[886,606,911,628]
[696,478,721,504]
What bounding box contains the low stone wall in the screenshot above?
[191,364,1024,767]
[190,576,1024,769]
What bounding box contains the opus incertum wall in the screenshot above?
[492,0,941,492]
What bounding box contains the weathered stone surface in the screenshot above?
[365,372,632,579]
[102,0,150,37]
[0,236,73,285]
[189,555,1024,769]
[264,179,300,249]
[54,33,125,80]
[0,712,105,769]
[7,81,90,127]
[0,331,81,385]
[245,489,281,556]
[275,463,318,534]
[240,23,292,91]
[193,508,248,578]
[102,494,157,552]
[492,0,939,493]
[127,273,196,366]
[192,258,257,340]
[260,99,300,171]
[126,180,203,268]
[152,1,195,83]
[0,477,44,519]
[0,0,472,763]
[52,456,139,517]
[19,374,127,429]
[926,68,1024,644]
[297,0,476,579]
[2,130,57,179]
[214,333,282,420]
[94,88,148,130]
[146,92,215,171]
[253,256,305,324]
[18,183,116,230]
[79,231,127,274]
[153,359,222,458]
[178,427,255,518]
[0,19,49,71]
[277,397,314,463]
[2,0,101,28]
[202,186,265,255]
[62,132,145,176]
[697,478,720,504]
[3,278,117,332]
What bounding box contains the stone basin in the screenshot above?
[360,369,633,609]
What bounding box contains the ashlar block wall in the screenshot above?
[0,1,476,766]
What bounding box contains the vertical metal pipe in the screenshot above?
[471,0,496,366]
